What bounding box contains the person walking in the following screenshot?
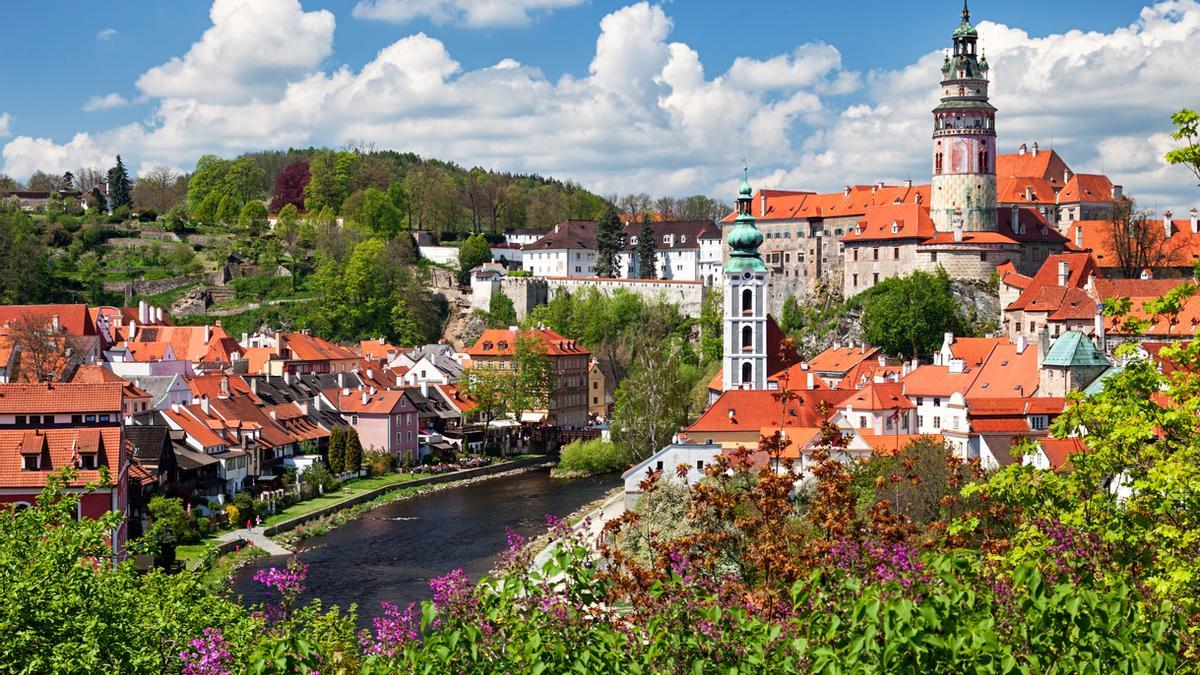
[255,514,262,531]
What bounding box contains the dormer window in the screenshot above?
[890,222,900,234]
[79,454,97,470]
[23,456,39,471]
[482,341,493,350]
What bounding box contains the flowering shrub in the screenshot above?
[423,454,493,474]
[179,627,233,675]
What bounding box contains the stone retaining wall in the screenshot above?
[102,273,213,296]
[261,456,549,537]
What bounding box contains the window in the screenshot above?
[933,416,941,428]
[696,460,704,471]
[852,273,859,287]
[1030,415,1049,430]
[592,381,598,390]
[858,416,867,429]
[84,415,96,424]
[934,398,941,407]
[853,249,858,261]
[885,417,893,430]
[872,273,879,285]
[894,247,901,260]
[351,415,359,425]
[741,325,754,351]
[15,415,25,425]
[918,415,925,427]
[656,461,664,471]
[979,252,987,262]
[407,431,413,442]
[930,252,938,263]
[23,456,39,471]
[80,454,97,470]
[741,362,753,384]
[98,414,111,423]
[741,288,753,314]
[872,248,879,261]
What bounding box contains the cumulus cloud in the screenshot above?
[97,27,118,41]
[82,93,129,112]
[135,0,334,102]
[0,113,10,138]
[4,0,1199,213]
[352,0,583,28]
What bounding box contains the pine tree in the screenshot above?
[327,426,345,474]
[106,155,132,210]
[594,206,624,278]
[636,213,657,279]
[345,429,364,473]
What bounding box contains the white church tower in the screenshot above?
[722,172,769,391]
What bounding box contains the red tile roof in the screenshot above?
[808,345,879,376]
[921,231,1018,246]
[131,325,237,363]
[188,374,262,405]
[1065,219,1200,270]
[163,405,231,450]
[0,382,123,414]
[996,149,1071,183]
[964,343,1040,400]
[324,387,410,415]
[861,432,945,457]
[0,426,121,488]
[263,403,329,442]
[948,337,1003,368]
[997,261,1032,291]
[436,384,479,414]
[465,328,590,358]
[841,382,914,411]
[721,185,931,224]
[1058,174,1114,203]
[359,339,403,360]
[1006,253,1097,312]
[901,365,979,397]
[841,203,935,243]
[211,395,293,448]
[0,304,94,336]
[69,365,151,401]
[686,389,847,434]
[996,177,1058,204]
[1035,438,1087,470]
[281,332,359,362]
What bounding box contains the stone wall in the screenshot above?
[544,276,706,316]
[102,273,214,297]
[501,277,548,320]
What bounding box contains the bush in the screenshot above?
[365,450,395,476]
[301,463,339,494]
[555,439,633,476]
[232,492,255,524]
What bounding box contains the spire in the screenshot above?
[962,0,970,23]
[724,170,765,274]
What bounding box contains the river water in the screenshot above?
[230,469,618,626]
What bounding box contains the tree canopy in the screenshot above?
[858,269,967,358]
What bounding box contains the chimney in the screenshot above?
[1018,143,1027,156]
[129,320,137,339]
[241,332,249,344]
[1016,335,1028,355]
[1037,328,1051,367]
[219,376,230,398]
[1032,142,1039,157]
[269,409,277,420]
[283,370,291,384]
[949,358,966,374]
[171,402,181,414]
[877,355,887,367]
[953,219,963,243]
[904,179,913,188]
[1164,211,1174,237]
[421,381,429,397]
[806,372,815,390]
[760,193,766,217]
[1064,169,1072,184]
[1191,208,1198,234]
[51,315,60,332]
[361,390,369,405]
[138,300,148,324]
[249,377,258,394]
[337,372,345,388]
[1024,186,1033,202]
[200,395,210,415]
[1011,205,1020,233]
[1141,268,1154,281]
[366,368,374,381]
[1057,260,1069,287]
[843,185,851,198]
[1074,225,1083,248]
[203,324,211,344]
[1094,304,1107,352]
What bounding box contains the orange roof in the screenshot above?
[767,363,833,390]
[359,339,403,360]
[0,426,121,488]
[721,185,931,224]
[69,364,150,401]
[211,395,293,448]
[1091,277,1189,299]
[901,364,978,397]
[1006,253,1097,312]
[263,402,330,442]
[163,405,230,449]
[1066,219,1200,270]
[281,332,359,362]
[948,337,1003,368]
[1102,282,1200,337]
[841,203,935,243]
[767,426,824,459]
[131,325,236,363]
[964,343,1040,401]
[0,382,123,414]
[686,389,847,434]
[996,177,1058,204]
[188,374,262,405]
[996,149,1070,183]
[1058,174,1114,203]
[837,359,905,390]
[921,231,1018,246]
[841,382,914,411]
[997,206,1069,245]
[1037,438,1087,470]
[465,328,590,358]
[242,347,277,374]
[324,387,410,414]
[125,341,173,362]
[808,345,879,376]
[997,261,1032,291]
[0,304,94,336]
[436,384,479,414]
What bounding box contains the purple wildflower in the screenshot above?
[179,627,233,675]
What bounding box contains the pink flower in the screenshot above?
[179,627,232,675]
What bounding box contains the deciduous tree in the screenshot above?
[859,269,966,358]
[1105,199,1187,277]
[457,234,491,285]
[1166,108,1200,187]
[132,166,183,214]
[269,159,310,212]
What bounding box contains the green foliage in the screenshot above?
[612,338,701,461]
[164,203,190,234]
[698,289,722,366]
[555,438,633,476]
[635,213,656,279]
[345,428,364,473]
[485,292,517,329]
[457,233,492,284]
[859,269,967,358]
[106,155,133,211]
[593,205,624,278]
[216,195,241,228]
[1166,108,1200,187]
[327,426,346,474]
[188,154,264,213]
[0,203,55,303]
[360,187,404,237]
[301,462,339,494]
[238,200,268,236]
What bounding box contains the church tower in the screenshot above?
[722,172,768,391]
[931,0,997,232]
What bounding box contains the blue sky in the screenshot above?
[0,1,1196,210]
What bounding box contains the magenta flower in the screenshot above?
[360,602,421,658]
[179,627,232,675]
[429,568,478,618]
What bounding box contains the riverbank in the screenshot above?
[528,485,624,571]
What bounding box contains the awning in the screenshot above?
[520,412,548,424]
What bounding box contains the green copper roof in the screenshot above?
[1082,365,1122,396]
[953,20,977,38]
[725,171,766,274]
[1042,332,1111,368]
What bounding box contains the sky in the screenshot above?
[0,0,1197,213]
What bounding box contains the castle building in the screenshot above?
[930,1,997,233]
[722,174,769,391]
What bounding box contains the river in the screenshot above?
[230,468,618,626]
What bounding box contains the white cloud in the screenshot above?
[4,0,1199,214]
[82,93,129,112]
[0,113,10,138]
[352,0,583,28]
[97,27,118,41]
[136,0,334,103]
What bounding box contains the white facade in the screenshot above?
[722,269,768,391]
[621,443,723,509]
[523,249,596,277]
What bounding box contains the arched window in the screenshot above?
[741,325,754,351]
[741,288,753,315]
[741,362,753,385]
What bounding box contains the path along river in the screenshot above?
[231,468,617,627]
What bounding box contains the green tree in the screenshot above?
[390,293,424,347]
[275,203,302,287]
[859,269,966,358]
[164,203,190,234]
[76,252,104,305]
[215,195,240,228]
[459,366,511,449]
[457,234,492,285]
[611,338,698,461]
[508,332,555,430]
[327,426,345,474]
[594,206,624,278]
[106,155,133,211]
[360,187,404,237]
[487,293,517,328]
[222,156,266,205]
[635,213,656,279]
[698,289,723,367]
[188,154,230,211]
[1166,108,1200,187]
[304,150,344,213]
[345,428,363,473]
[237,200,268,236]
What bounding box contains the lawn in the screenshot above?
[260,471,432,527]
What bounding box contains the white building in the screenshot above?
[621,443,723,509]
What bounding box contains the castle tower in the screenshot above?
[722,171,768,391]
[931,0,997,232]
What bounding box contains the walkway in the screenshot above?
[532,489,625,570]
[216,528,292,556]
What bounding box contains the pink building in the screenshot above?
[324,387,420,463]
